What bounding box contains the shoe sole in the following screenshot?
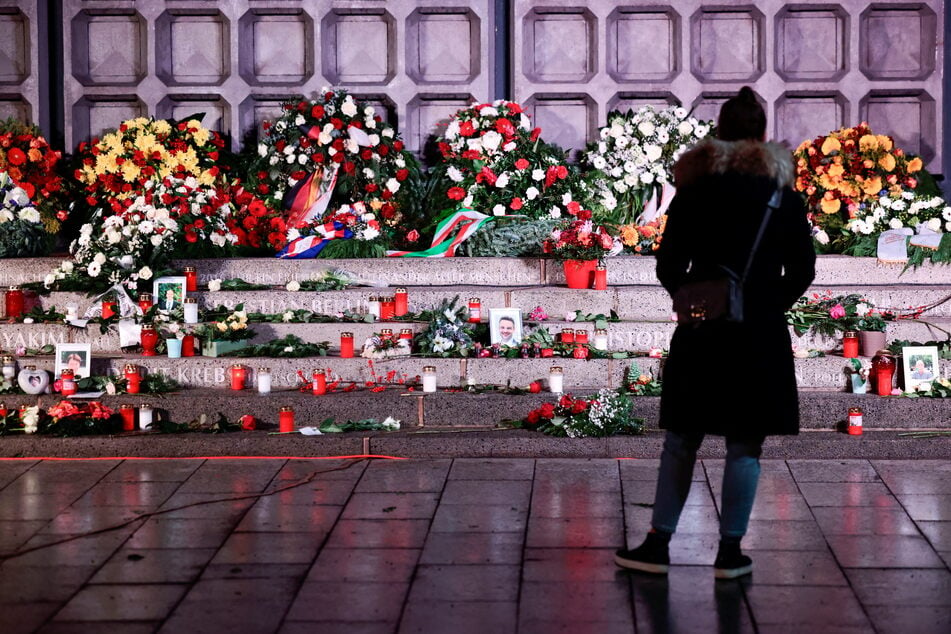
[614,554,669,574]
[714,565,752,579]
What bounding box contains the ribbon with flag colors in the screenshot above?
[386,209,492,258]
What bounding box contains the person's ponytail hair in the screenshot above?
[717,86,766,142]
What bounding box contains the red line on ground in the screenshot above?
[0,454,407,461]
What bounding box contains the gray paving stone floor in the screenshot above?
[0,456,949,633]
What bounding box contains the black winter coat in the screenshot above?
[656,139,816,437]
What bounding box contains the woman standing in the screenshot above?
[615,87,816,578]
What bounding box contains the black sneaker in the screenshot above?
[614,534,670,574]
[714,543,752,579]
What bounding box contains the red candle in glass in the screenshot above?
[394,288,408,316]
[340,332,354,358]
[230,364,246,390]
[140,325,158,356]
[0,402,6,418]
[541,348,554,358]
[575,330,589,345]
[5,286,24,319]
[102,300,117,319]
[312,370,326,395]
[380,297,395,320]
[871,350,896,396]
[18,405,27,419]
[138,293,153,313]
[468,298,481,323]
[843,332,859,359]
[124,364,141,394]
[181,334,196,357]
[561,329,575,344]
[380,329,393,340]
[60,370,77,396]
[279,406,295,433]
[593,266,607,290]
[119,404,136,431]
[399,328,413,340]
[183,267,197,292]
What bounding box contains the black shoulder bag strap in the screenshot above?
[738,189,782,285]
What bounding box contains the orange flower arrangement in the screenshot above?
[619,215,666,254]
[794,123,923,246]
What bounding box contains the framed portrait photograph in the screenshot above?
[55,343,92,379]
[902,345,940,390]
[489,308,523,346]
[153,276,187,312]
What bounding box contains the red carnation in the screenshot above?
[447,186,466,201]
[406,229,419,243]
[365,183,378,193]
[460,121,475,137]
[556,165,568,179]
[531,127,541,142]
[378,145,389,156]
[331,118,344,130]
[507,102,523,114]
[515,158,529,170]
[393,141,404,152]
[361,149,373,160]
[311,105,325,119]
[566,201,581,216]
[510,197,523,210]
[396,168,409,181]
[249,199,268,217]
[331,153,344,163]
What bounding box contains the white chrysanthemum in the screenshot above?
[525,186,539,200]
[286,280,301,292]
[87,261,101,277]
[495,173,510,188]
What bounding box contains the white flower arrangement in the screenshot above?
[584,105,712,223]
[0,171,48,257]
[848,191,951,236]
[45,177,236,293]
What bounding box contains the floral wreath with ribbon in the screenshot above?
[246,89,413,258]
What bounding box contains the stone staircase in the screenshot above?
[1,255,950,458]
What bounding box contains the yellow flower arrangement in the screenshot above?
[794,122,924,246]
[75,115,226,205]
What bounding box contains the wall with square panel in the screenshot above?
[57,0,494,153]
[513,0,945,169]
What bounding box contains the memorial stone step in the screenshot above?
[1,256,948,288]
[2,318,948,354]
[24,283,951,323]
[0,389,948,432]
[8,354,950,390]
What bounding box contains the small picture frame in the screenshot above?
[154,276,186,312]
[55,343,92,379]
[902,345,940,390]
[489,308,523,346]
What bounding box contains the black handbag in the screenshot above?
[672,190,782,325]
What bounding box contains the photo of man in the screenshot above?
[54,343,92,379]
[489,308,522,346]
[153,277,186,312]
[911,359,934,381]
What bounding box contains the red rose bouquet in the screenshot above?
[543,217,615,261]
[521,389,642,437]
[0,118,67,233]
[223,180,287,254]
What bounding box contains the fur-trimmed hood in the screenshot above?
[673,138,795,189]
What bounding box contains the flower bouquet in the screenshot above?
[0,171,49,257]
[44,400,118,436]
[45,176,237,295]
[618,215,667,255]
[414,296,476,357]
[786,293,891,339]
[436,100,589,221]
[222,180,288,254]
[74,115,227,207]
[246,89,415,257]
[194,305,255,357]
[584,106,712,225]
[543,218,615,289]
[520,389,644,438]
[793,123,931,250]
[0,117,67,233]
